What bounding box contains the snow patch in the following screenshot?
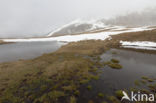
[2,27,152,43]
[48,19,106,36]
[120,41,156,50]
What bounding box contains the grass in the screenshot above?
[111,59,119,63]
[74,90,80,96]
[70,96,77,103]
[134,80,141,86]
[0,40,11,45]
[141,76,154,82]
[87,85,92,90]
[107,96,120,103]
[104,59,122,69]
[0,40,109,103]
[115,90,124,99]
[0,29,156,102]
[108,63,122,69]
[98,93,105,98]
[0,40,5,44]
[111,29,156,42]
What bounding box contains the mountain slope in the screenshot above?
[48,19,106,37]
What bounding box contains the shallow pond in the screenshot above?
[78,49,156,103]
[0,41,65,63]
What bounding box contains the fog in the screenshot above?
[104,8,156,26]
[0,0,156,38]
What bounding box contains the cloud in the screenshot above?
[0,0,156,38]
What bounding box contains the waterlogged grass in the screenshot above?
[111,59,119,63]
[115,90,124,99]
[0,40,109,103]
[107,96,120,103]
[87,85,92,91]
[103,58,123,69]
[98,93,105,98]
[104,59,122,69]
[0,32,156,103]
[108,63,122,69]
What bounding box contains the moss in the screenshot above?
[111,59,119,63]
[108,63,122,69]
[115,90,124,99]
[98,93,105,98]
[87,85,92,90]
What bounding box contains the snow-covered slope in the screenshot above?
[48,19,107,37]
[2,26,153,43]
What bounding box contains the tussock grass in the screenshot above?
[0,40,108,103]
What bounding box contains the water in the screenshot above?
[0,41,65,63]
[78,49,156,103]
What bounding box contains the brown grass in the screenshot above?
[106,29,156,54]
[111,29,156,42]
[0,40,5,44]
[0,29,156,102]
[0,40,108,103]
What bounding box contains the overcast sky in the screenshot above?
[0,0,156,38]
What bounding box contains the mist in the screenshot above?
[104,8,156,26]
[0,0,156,38]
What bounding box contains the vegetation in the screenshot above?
[111,59,119,63]
[98,93,105,98]
[0,29,156,102]
[0,40,109,103]
[0,40,8,45]
[103,58,122,69]
[107,96,120,103]
[115,90,124,99]
[108,63,122,69]
[87,85,92,90]
[134,80,141,86]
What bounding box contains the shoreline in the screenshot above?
[0,30,156,102]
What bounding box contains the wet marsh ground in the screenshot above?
[77,49,156,103]
[0,30,156,103]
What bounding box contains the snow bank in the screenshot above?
[2,26,153,43]
[120,41,156,50]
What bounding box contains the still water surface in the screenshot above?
[0,41,65,63]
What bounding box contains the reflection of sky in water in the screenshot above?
[0,41,64,63]
[78,49,156,103]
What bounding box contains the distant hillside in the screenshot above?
[48,19,106,37]
[48,8,156,37]
[103,8,156,26]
